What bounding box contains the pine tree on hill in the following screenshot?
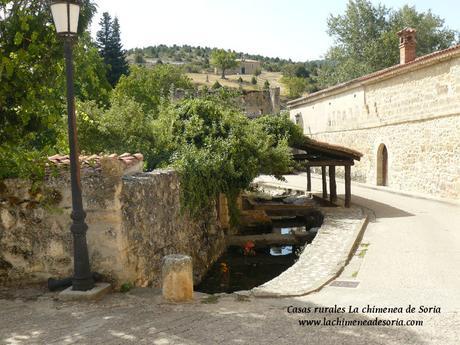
[96,13,129,87]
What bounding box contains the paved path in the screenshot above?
[1,174,459,345]
[255,174,460,343]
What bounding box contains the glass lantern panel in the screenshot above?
[50,3,68,33]
[69,3,80,33]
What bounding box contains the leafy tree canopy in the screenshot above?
[112,65,193,116]
[0,0,110,179]
[160,100,294,219]
[280,76,309,99]
[318,0,459,87]
[210,49,238,79]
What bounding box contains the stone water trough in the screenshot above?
[196,188,368,297]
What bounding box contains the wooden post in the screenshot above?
[306,167,311,192]
[345,165,351,208]
[329,165,337,203]
[321,166,327,199]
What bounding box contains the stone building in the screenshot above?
[241,87,281,118]
[288,28,460,200]
[214,58,261,75]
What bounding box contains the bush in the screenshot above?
[280,76,308,99]
[254,67,262,76]
[134,52,145,64]
[112,65,193,116]
[77,97,159,168]
[263,80,270,90]
[251,76,257,85]
[155,99,294,220]
[77,75,300,220]
[253,112,304,147]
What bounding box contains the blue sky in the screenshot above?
[90,0,460,61]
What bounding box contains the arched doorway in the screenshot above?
[376,144,388,186]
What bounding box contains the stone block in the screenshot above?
[162,254,193,302]
[58,283,111,301]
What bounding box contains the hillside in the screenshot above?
[127,44,324,98]
[186,71,286,96]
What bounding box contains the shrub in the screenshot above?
[155,99,294,220]
[112,65,193,116]
[251,76,257,85]
[280,76,308,99]
[263,80,270,90]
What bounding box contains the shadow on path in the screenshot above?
[337,194,414,221]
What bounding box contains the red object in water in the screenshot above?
[243,240,256,256]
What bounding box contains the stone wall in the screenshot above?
[121,170,226,288]
[290,54,460,199]
[242,88,281,118]
[0,157,226,288]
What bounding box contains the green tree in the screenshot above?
[210,49,238,79]
[109,17,129,82]
[96,13,129,86]
[282,63,310,78]
[112,64,193,116]
[0,0,109,179]
[134,51,145,64]
[77,98,158,167]
[280,76,308,99]
[318,0,459,87]
[157,99,294,219]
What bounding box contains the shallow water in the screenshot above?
[195,226,311,294]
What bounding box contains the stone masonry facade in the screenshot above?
[0,155,226,288]
[289,50,460,200]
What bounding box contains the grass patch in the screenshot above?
[360,242,370,248]
[358,249,367,258]
[351,271,359,278]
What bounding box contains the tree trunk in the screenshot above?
[221,68,226,79]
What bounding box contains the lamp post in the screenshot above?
[50,0,94,291]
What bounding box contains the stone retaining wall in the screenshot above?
[0,159,225,288]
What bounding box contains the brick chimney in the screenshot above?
[397,28,417,64]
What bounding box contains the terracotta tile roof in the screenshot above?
[47,153,144,172]
[288,44,460,108]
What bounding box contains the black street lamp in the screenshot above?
[50,0,94,291]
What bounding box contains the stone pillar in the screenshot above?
[162,254,193,302]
